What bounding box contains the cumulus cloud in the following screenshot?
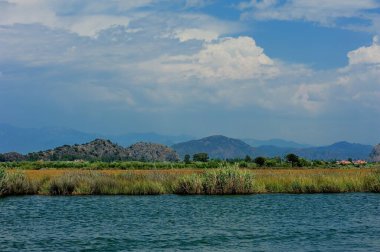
[348,36,380,65]
[143,36,278,81]
[0,0,379,120]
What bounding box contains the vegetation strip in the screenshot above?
[1,167,379,196]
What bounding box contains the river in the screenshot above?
[1,194,379,251]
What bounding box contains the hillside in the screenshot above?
[125,142,180,162]
[172,135,255,159]
[0,139,179,162]
[27,139,129,161]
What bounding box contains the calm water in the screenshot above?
[1,194,379,251]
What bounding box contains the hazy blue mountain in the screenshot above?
[1,124,373,161]
[173,136,373,161]
[0,124,98,153]
[294,141,373,161]
[252,142,373,160]
[253,145,296,158]
[172,135,255,159]
[0,124,192,154]
[243,138,312,148]
[109,133,193,148]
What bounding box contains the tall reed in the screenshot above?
[0,168,37,196]
[176,166,255,194]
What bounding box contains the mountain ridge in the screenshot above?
[172,135,374,161]
[0,139,179,162]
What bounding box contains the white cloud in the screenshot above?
[143,36,278,81]
[347,36,380,65]
[66,15,130,37]
[185,0,213,8]
[0,0,379,118]
[292,83,329,113]
[174,28,219,42]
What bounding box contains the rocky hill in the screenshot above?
[1,139,179,162]
[27,139,129,161]
[172,135,255,159]
[369,144,380,162]
[125,142,180,162]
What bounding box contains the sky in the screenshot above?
[0,0,380,145]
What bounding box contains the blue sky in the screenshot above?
[0,0,380,145]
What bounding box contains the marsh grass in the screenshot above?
[43,171,169,195]
[0,168,37,196]
[1,167,380,196]
[176,166,255,194]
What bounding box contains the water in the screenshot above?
[0,194,379,251]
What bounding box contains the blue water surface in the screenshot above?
[1,194,379,251]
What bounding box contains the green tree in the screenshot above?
[193,153,209,162]
[184,154,191,164]
[286,153,300,167]
[254,157,266,167]
[244,155,252,162]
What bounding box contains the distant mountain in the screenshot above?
[172,135,255,159]
[294,141,373,161]
[0,124,98,153]
[243,138,312,148]
[0,124,192,153]
[172,136,373,161]
[253,145,296,158]
[109,133,192,147]
[10,139,179,162]
[0,124,374,161]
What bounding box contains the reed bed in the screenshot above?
[1,167,379,196]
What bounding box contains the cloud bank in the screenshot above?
[0,0,379,144]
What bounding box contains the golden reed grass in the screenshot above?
[1,168,379,196]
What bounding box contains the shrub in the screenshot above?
[193,153,209,162]
[254,157,266,167]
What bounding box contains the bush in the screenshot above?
[254,157,266,167]
[193,153,209,162]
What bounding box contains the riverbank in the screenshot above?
[1,167,379,196]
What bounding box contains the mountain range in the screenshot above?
[172,135,374,161]
[1,139,179,162]
[0,124,191,154]
[0,124,376,161]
